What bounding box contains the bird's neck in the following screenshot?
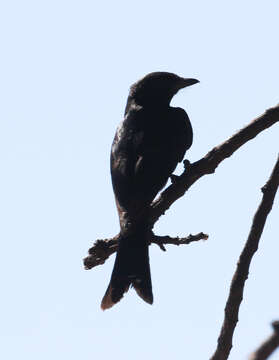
[127,98,170,113]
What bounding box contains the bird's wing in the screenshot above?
[111,107,193,215]
[170,107,193,162]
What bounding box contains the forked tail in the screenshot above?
[101,234,153,310]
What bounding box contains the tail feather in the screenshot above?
[101,281,130,310]
[132,278,153,305]
[101,234,153,310]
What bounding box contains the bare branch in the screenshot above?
[152,232,208,251]
[84,232,208,270]
[249,321,279,360]
[149,104,279,225]
[209,155,279,360]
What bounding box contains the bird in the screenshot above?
[101,72,199,310]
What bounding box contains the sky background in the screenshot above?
[1,0,279,359]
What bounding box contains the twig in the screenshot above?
[249,321,279,360]
[84,232,208,270]
[152,232,208,251]
[209,155,279,360]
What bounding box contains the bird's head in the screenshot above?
[128,72,199,108]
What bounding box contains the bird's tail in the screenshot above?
[101,233,153,310]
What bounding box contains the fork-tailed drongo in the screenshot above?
[101,72,199,310]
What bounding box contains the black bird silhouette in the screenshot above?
[101,72,199,310]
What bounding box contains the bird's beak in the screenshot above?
[179,78,200,88]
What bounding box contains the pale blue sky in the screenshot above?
[1,1,279,359]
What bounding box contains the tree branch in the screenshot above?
[84,232,208,270]
[209,155,279,360]
[249,321,279,360]
[149,104,279,225]
[84,104,279,270]
[152,232,208,251]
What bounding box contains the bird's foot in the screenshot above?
[170,174,180,184]
[183,159,191,170]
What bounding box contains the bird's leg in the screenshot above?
[170,160,192,184]
[170,174,180,184]
[183,159,191,170]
